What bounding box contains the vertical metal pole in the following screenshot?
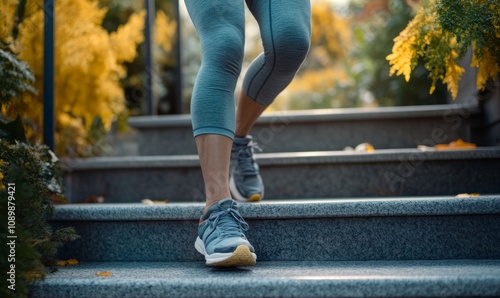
[43,0,55,150]
[174,0,183,114]
[145,0,155,115]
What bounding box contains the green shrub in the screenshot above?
[1,36,78,298]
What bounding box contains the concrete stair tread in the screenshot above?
[128,103,480,127]
[31,259,500,298]
[53,196,500,221]
[63,147,500,169]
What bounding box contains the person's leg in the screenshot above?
[185,0,256,266]
[185,0,244,211]
[230,0,311,202]
[195,135,232,213]
[243,0,311,107]
[235,90,267,138]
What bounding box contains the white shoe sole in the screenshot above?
[195,237,257,267]
[229,175,264,202]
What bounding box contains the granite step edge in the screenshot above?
[60,147,500,170]
[50,196,500,221]
[30,259,500,298]
[128,103,480,128]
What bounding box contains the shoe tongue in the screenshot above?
[217,198,236,210]
[204,199,236,219]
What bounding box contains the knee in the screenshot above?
[203,27,244,75]
[272,27,310,74]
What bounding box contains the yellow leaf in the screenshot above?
[435,139,476,150]
[57,259,79,266]
[142,198,169,205]
[456,193,480,198]
[355,143,375,152]
[96,271,112,277]
[443,51,465,99]
[429,85,436,95]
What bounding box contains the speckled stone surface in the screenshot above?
[61,148,500,202]
[53,196,500,221]
[30,259,500,298]
[51,197,500,262]
[127,104,480,155]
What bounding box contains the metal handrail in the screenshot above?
[43,0,54,150]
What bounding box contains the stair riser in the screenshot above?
[53,214,500,262]
[135,116,475,155]
[64,158,500,203]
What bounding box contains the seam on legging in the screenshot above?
[247,0,276,102]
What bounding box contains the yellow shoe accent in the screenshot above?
[208,245,256,267]
[248,194,262,202]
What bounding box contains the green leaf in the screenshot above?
[0,115,28,143]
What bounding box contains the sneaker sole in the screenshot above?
[229,176,264,203]
[195,237,257,267]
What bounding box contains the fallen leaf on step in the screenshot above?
[142,198,169,205]
[456,193,480,198]
[435,139,476,150]
[96,271,112,277]
[24,271,44,280]
[57,259,79,266]
[51,193,67,204]
[355,143,375,152]
[82,195,105,203]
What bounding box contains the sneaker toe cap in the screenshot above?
[212,237,255,254]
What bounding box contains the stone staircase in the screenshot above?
[31,103,500,297]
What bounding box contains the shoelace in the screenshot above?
[209,207,249,238]
[235,141,262,176]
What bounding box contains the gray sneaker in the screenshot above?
[230,135,264,202]
[195,198,257,266]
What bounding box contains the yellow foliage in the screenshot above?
[3,0,145,156]
[311,1,351,60]
[289,68,349,93]
[154,10,177,54]
[386,10,422,82]
[111,10,145,63]
[387,0,498,99]
[471,48,500,90]
[0,0,17,43]
[443,50,465,99]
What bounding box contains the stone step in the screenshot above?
[62,147,500,203]
[51,196,500,262]
[128,104,481,155]
[30,259,500,298]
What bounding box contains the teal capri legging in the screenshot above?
[185,0,311,139]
